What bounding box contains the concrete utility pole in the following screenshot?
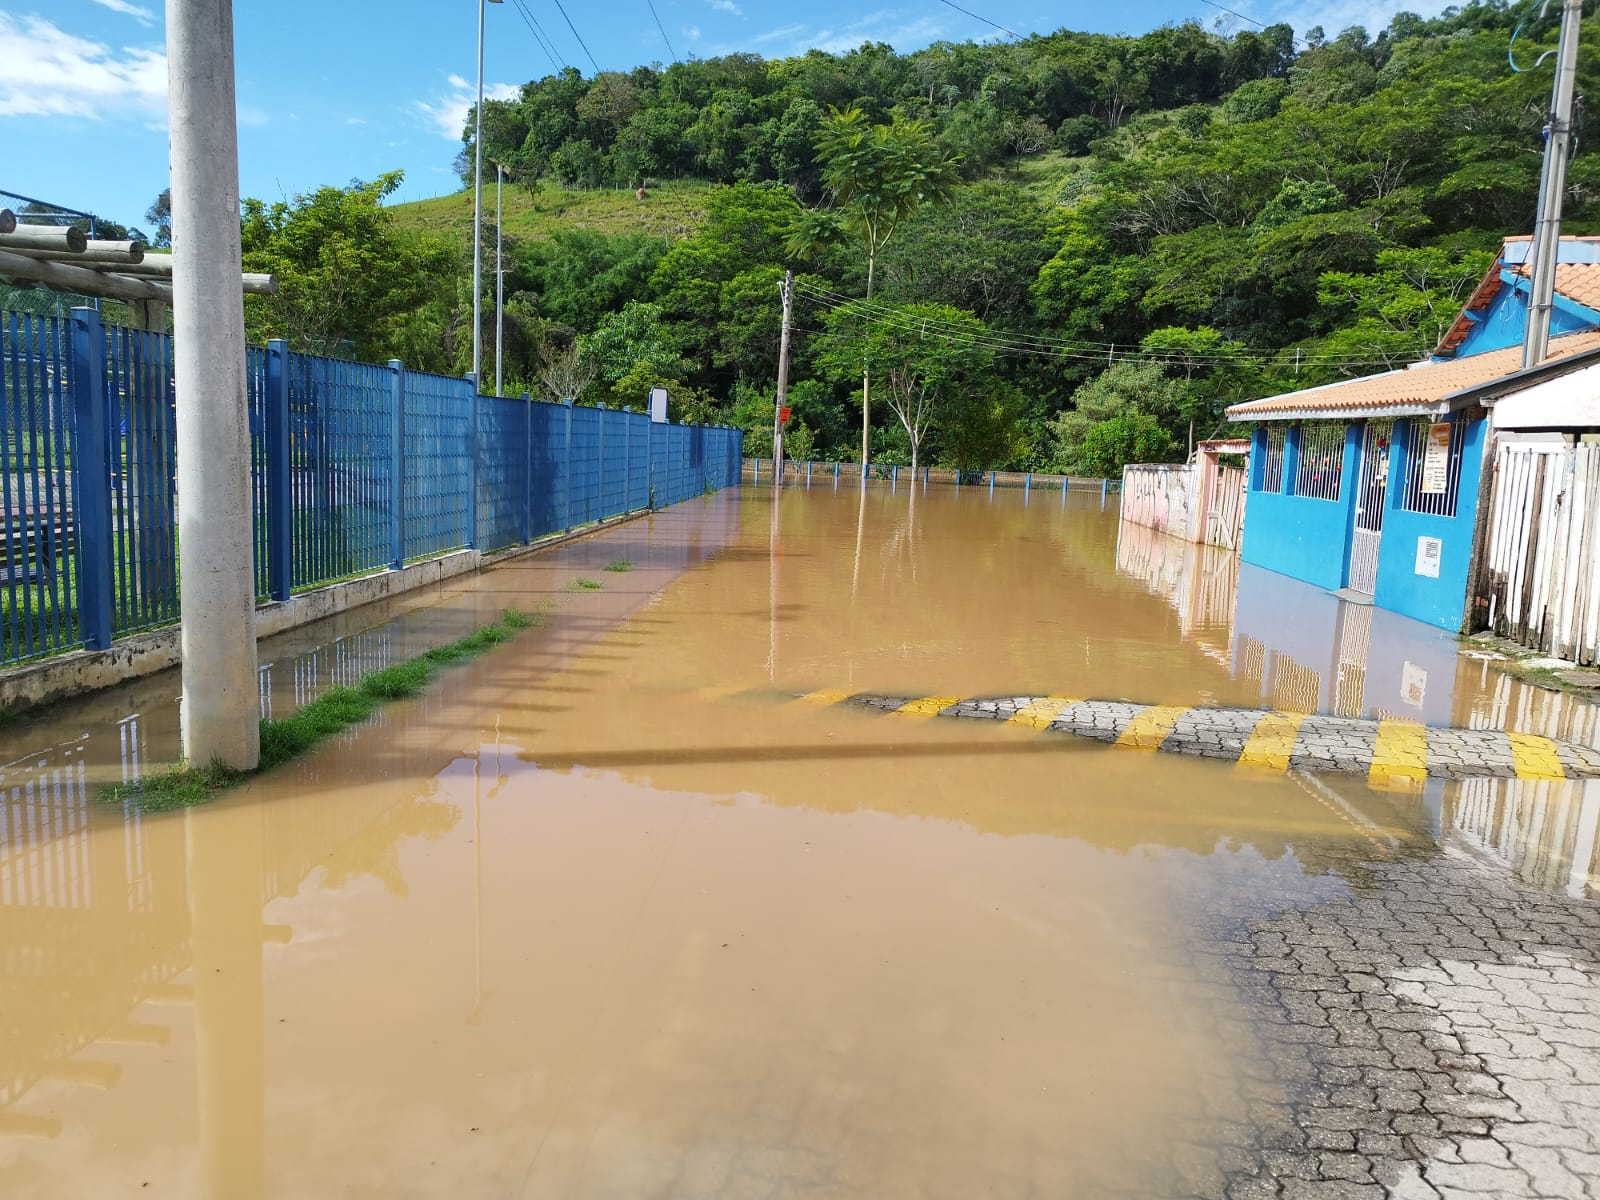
[166,0,259,769]
[472,0,502,387]
[1522,0,1583,369]
[773,270,793,483]
[495,161,505,397]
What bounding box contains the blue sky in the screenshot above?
[3,0,1422,232]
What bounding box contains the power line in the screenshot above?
[510,0,564,73]
[931,0,1023,41]
[1196,0,1267,31]
[792,281,1426,372]
[548,0,601,73]
[792,279,1414,367]
[644,0,679,62]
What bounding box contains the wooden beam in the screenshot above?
[7,240,147,265]
[117,253,278,295]
[0,248,174,302]
[0,223,88,254]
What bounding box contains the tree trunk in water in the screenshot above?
[862,253,875,468]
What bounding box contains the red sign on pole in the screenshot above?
[778,406,791,424]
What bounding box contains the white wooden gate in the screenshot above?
[1479,441,1600,664]
[1203,464,1247,551]
[1347,421,1391,595]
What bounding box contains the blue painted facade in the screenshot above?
[1241,414,1484,632]
[1450,271,1600,359]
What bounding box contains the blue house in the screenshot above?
[1225,236,1600,632]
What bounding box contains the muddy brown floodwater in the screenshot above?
[2,482,1598,1199]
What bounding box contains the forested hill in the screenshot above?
[369,4,1600,470]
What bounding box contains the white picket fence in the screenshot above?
[1479,441,1600,664]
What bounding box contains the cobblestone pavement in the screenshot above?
[1191,837,1600,1200]
[836,694,1600,780]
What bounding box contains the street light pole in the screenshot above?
[1522,0,1583,369]
[472,0,502,387]
[495,160,504,397]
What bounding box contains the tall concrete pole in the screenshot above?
[472,0,485,385]
[773,270,793,484]
[495,161,504,397]
[1522,0,1583,369]
[167,0,259,769]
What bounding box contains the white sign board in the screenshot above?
[1420,422,1451,494]
[649,386,669,424]
[1415,535,1442,579]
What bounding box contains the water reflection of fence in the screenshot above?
[1450,778,1600,900]
[1114,519,1239,660]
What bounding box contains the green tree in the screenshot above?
[792,106,960,463]
[240,171,459,370]
[1046,360,1186,475]
[816,301,994,474]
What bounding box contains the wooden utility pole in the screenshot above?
[1523,0,1583,369]
[774,270,793,484]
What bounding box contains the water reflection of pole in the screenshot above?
[188,802,265,1200]
[851,476,867,602]
[768,487,779,681]
[473,747,482,1013]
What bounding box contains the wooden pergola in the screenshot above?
[0,206,275,330]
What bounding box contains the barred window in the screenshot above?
[1399,418,1462,517]
[1258,426,1286,493]
[1292,424,1344,502]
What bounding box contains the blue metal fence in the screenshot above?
[0,307,743,669]
[1,312,78,663]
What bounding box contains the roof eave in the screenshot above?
[1225,400,1456,423]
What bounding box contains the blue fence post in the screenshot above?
[1062,474,1068,500]
[67,307,114,650]
[1025,472,1032,499]
[563,399,574,531]
[892,464,898,489]
[597,403,607,519]
[521,391,532,543]
[464,373,479,549]
[989,471,996,499]
[1101,478,1109,508]
[388,359,405,571]
[265,340,293,599]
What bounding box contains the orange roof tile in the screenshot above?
[1510,262,1600,312]
[1225,330,1600,421]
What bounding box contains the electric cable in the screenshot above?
[511,0,565,73]
[930,0,1023,41]
[644,0,679,62]
[792,278,1424,367]
[548,0,601,73]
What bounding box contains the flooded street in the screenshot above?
[4,483,1600,1198]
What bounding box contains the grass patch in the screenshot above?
[102,604,548,810]
[603,559,632,573]
[567,577,603,590]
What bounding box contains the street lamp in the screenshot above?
[495,159,504,397]
[472,0,503,390]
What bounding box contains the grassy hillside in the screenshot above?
[389,179,713,248]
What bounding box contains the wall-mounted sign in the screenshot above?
[1415,535,1442,579]
[649,385,668,424]
[1420,422,1451,494]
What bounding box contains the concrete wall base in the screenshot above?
[0,508,652,715]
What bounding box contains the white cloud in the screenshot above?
[238,106,269,127]
[414,75,520,141]
[88,0,156,25]
[0,13,166,119]
[811,12,947,54]
[708,0,742,13]
[684,24,702,41]
[750,22,807,46]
